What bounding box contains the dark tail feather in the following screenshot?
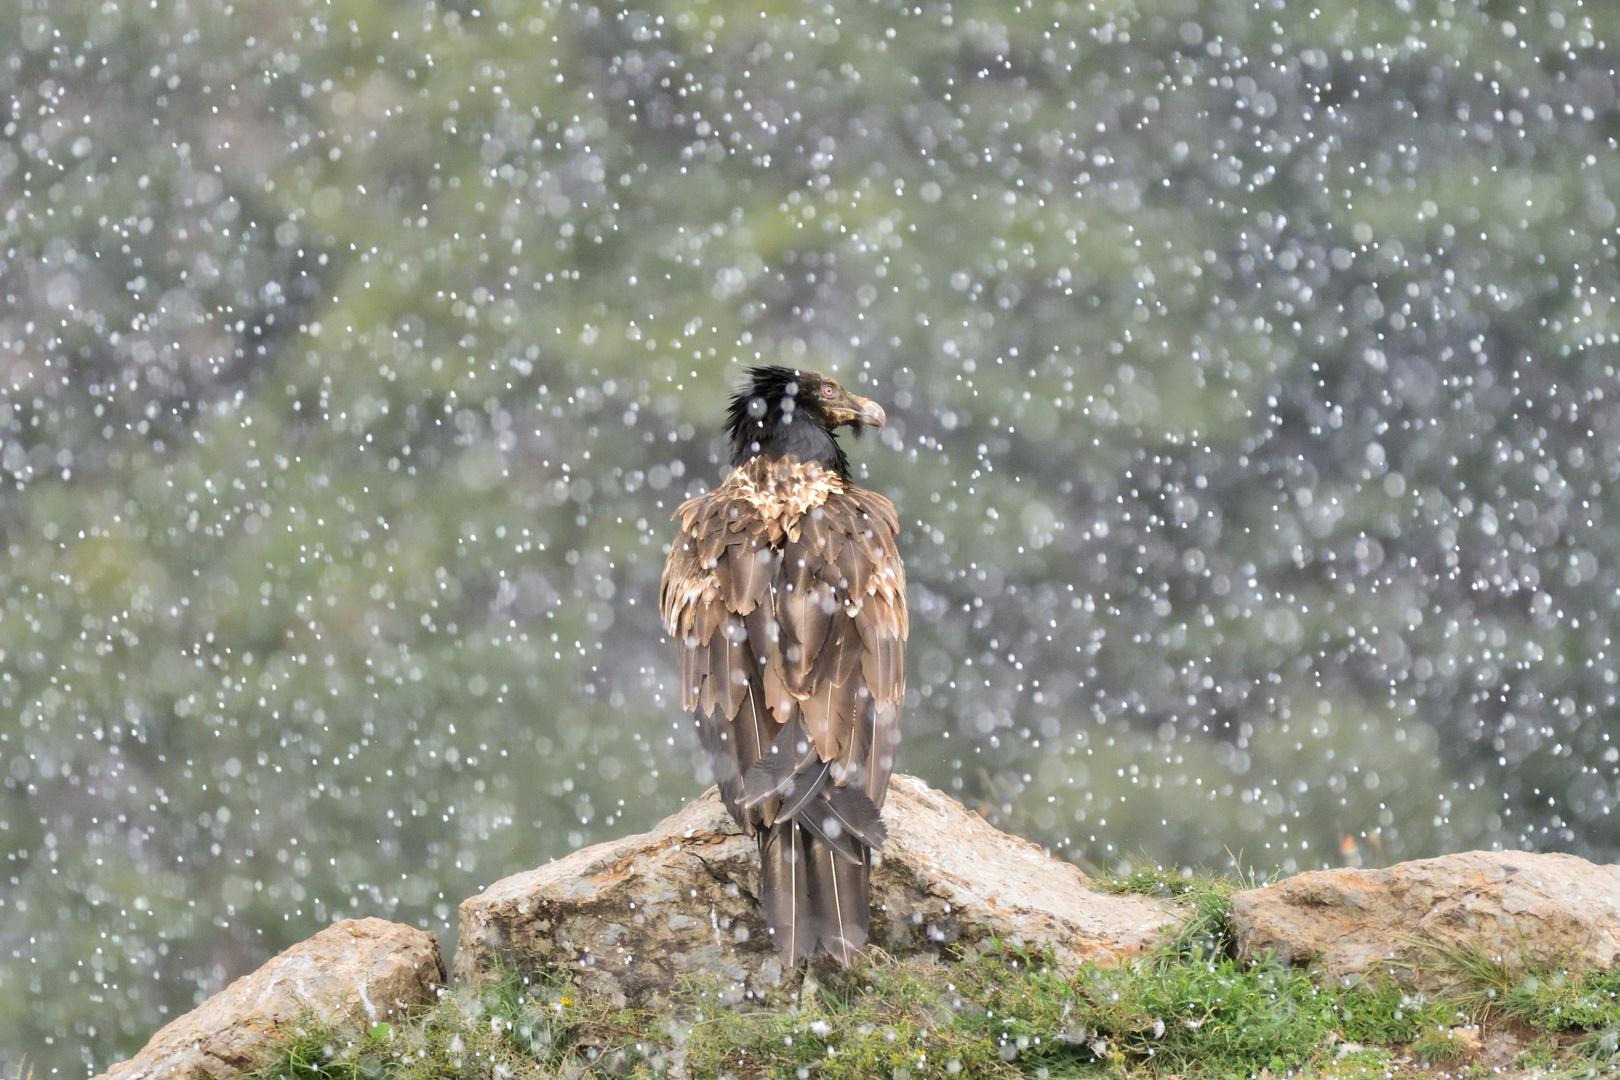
[797,792,864,864]
[740,719,816,811]
[823,784,887,848]
[805,836,870,966]
[775,758,833,822]
[759,818,872,968]
[759,821,814,965]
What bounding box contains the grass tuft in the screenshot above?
[1095,865,1239,961]
[1409,1025,1467,1066]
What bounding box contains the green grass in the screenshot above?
[252,877,1620,1080]
[1408,1025,1467,1067]
[1093,866,1239,962]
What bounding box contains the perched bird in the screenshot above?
[659,366,907,966]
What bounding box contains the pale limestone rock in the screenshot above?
[1231,850,1620,990]
[96,918,443,1080]
[455,774,1181,1003]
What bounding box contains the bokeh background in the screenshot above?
[4,0,1620,1071]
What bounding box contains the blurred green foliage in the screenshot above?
[3,0,1620,1072]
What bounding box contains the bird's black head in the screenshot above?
[725,366,887,479]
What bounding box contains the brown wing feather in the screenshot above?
[845,488,907,809]
[661,482,787,830]
[777,519,836,694]
[703,614,749,721]
[797,621,863,762]
[721,533,776,615]
[760,660,798,729]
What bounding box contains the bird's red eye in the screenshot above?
[821,385,836,397]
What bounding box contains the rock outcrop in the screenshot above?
[455,774,1182,1005]
[95,918,443,1080]
[1231,850,1620,990]
[99,781,1620,1080]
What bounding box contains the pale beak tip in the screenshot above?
[859,400,887,429]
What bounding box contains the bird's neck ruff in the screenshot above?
[723,456,844,540]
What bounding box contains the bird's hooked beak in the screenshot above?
[850,394,887,430]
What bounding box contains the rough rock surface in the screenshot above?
[456,774,1181,1004]
[1231,850,1620,990]
[96,918,444,1080]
